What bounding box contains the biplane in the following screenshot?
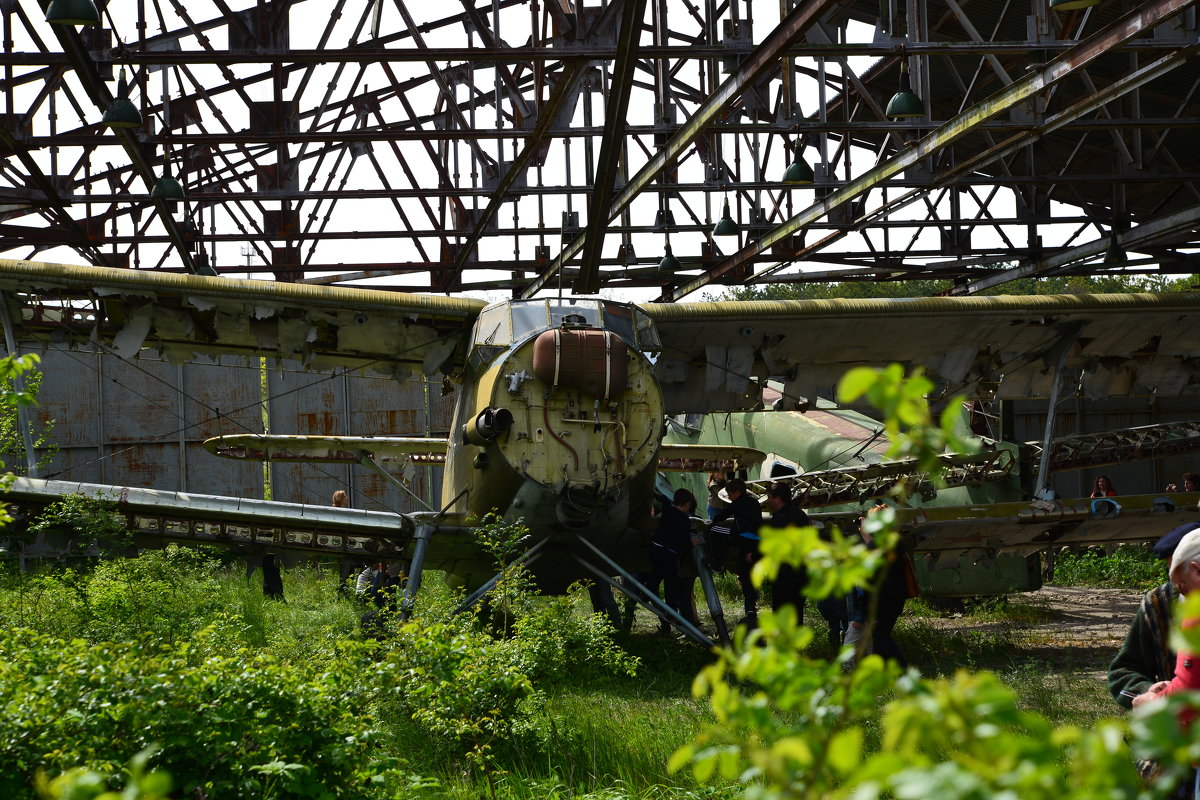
[0,256,1197,642]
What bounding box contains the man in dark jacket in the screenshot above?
[1108,582,1177,709]
[649,488,700,627]
[712,478,764,623]
[765,483,811,624]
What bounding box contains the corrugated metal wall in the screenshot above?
[1009,395,1200,499]
[13,344,450,514]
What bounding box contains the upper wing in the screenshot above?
[640,293,1200,413]
[0,258,485,378]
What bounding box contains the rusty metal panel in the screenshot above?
[179,357,266,497]
[266,363,441,513]
[1011,396,1200,498]
[8,344,263,496]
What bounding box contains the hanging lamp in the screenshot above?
[712,198,740,237]
[886,61,924,119]
[101,71,142,129]
[782,148,815,184]
[151,169,185,200]
[45,0,100,25]
[658,241,681,272]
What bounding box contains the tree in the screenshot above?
[723,272,1200,302]
[0,353,56,475]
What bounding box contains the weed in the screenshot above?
[1050,544,1166,590]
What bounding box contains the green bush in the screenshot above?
[0,627,394,799]
[1050,544,1166,590]
[27,493,132,554]
[379,617,540,756]
[0,546,226,643]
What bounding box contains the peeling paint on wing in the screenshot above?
[187,297,217,312]
[253,305,276,320]
[277,318,314,360]
[421,336,457,376]
[215,310,251,344]
[95,286,154,300]
[151,306,195,340]
[112,307,153,358]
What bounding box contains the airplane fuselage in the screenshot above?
[441,298,666,590]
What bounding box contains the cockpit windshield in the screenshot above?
[472,299,660,352]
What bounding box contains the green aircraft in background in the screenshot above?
[663,395,1200,597]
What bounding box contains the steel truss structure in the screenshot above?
[1,0,1197,298]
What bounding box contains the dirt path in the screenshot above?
[1022,585,1144,646]
[924,585,1148,680]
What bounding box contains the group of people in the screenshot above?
[640,474,911,666]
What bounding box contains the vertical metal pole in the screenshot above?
[341,370,354,502]
[400,524,433,621]
[0,294,36,476]
[96,351,107,484]
[1034,327,1081,498]
[177,363,188,491]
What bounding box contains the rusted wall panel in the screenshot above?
[1011,395,1200,499]
[11,345,263,494]
[266,362,440,513]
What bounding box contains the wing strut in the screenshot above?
[355,451,434,512]
[1032,324,1083,499]
[400,523,435,621]
[571,534,715,648]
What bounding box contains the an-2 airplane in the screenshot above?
[0,256,1198,643]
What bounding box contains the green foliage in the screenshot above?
[724,273,1200,302]
[0,359,57,475]
[0,546,225,642]
[0,627,399,799]
[1050,544,1166,590]
[378,617,540,759]
[672,364,1177,800]
[469,515,639,685]
[27,493,132,554]
[838,364,977,482]
[36,748,170,800]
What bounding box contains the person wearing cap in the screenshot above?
[1127,529,1200,798]
[1132,528,1200,711]
[711,478,764,624]
[1106,526,1196,709]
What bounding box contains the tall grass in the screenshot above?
[0,547,1142,799]
[1049,543,1166,590]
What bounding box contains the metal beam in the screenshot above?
[41,16,198,272]
[576,0,647,295]
[963,202,1200,293]
[665,0,1197,301]
[446,60,589,286]
[521,0,841,298]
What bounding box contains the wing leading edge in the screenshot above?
[0,258,485,378]
[641,293,1200,413]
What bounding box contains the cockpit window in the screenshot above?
[473,305,512,346]
[548,301,601,330]
[604,303,635,346]
[509,302,548,343]
[473,299,660,352]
